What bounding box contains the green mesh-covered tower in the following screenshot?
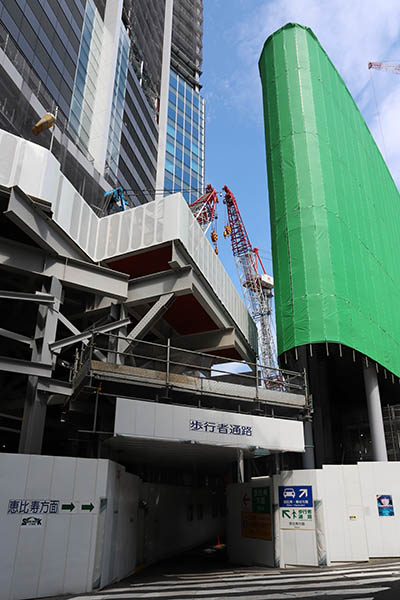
[259,23,400,465]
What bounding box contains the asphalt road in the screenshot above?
[55,546,400,600]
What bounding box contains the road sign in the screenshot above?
[278,485,313,507]
[280,507,314,529]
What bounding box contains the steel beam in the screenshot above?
[19,277,62,454]
[0,291,55,304]
[53,310,106,361]
[171,328,236,353]
[55,311,80,336]
[0,328,33,347]
[5,187,87,261]
[119,293,176,354]
[0,237,128,299]
[49,317,131,352]
[0,356,52,377]
[37,379,72,397]
[88,267,193,314]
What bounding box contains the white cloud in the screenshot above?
[227,0,400,183]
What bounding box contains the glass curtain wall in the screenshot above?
[164,69,205,204]
[105,25,130,185]
[68,0,103,154]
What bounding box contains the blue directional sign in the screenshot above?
[278,485,313,507]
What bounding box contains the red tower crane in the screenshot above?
[190,184,279,382]
[189,185,219,233]
[189,185,220,253]
[368,62,400,74]
[221,185,278,382]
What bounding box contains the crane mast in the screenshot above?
[189,185,219,234]
[222,185,278,382]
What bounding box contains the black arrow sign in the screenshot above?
[61,503,75,512]
[81,503,94,512]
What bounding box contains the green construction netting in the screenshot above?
[259,23,400,376]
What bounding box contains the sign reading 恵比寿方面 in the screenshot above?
[7,499,96,515]
[7,499,60,515]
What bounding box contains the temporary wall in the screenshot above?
[259,23,400,376]
[0,454,139,600]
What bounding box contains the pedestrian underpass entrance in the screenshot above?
[0,340,308,599]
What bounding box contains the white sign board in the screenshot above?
[115,398,304,452]
[280,507,315,529]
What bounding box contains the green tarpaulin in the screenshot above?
[259,23,400,377]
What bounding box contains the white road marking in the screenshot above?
[106,569,400,593]
[165,561,400,578]
[160,563,400,582]
[82,576,400,598]
[120,568,400,590]
[205,591,385,599]
[86,588,387,600]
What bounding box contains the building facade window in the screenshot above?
[105,24,129,185]
[164,69,204,204]
[68,0,103,153]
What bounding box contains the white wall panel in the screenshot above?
[322,465,368,562]
[0,454,30,599]
[273,470,323,567]
[358,461,400,558]
[0,454,139,600]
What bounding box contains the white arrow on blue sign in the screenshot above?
[278,485,313,507]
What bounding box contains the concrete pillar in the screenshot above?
[363,364,388,461]
[302,419,316,469]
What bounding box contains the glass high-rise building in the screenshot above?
[0,0,204,211]
[155,0,205,204]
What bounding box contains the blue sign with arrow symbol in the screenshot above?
[279,485,313,507]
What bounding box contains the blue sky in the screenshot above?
[201,0,400,306]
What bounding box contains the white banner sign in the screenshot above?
[115,398,304,452]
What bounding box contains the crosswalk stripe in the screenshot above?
[204,590,387,599]
[82,576,400,598]
[168,563,400,580]
[87,588,387,600]
[160,563,400,582]
[165,561,400,578]
[122,567,400,589]
[107,569,400,593]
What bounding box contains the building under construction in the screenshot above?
[259,23,400,467]
[0,3,311,597]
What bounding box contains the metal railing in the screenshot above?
[72,333,306,398]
